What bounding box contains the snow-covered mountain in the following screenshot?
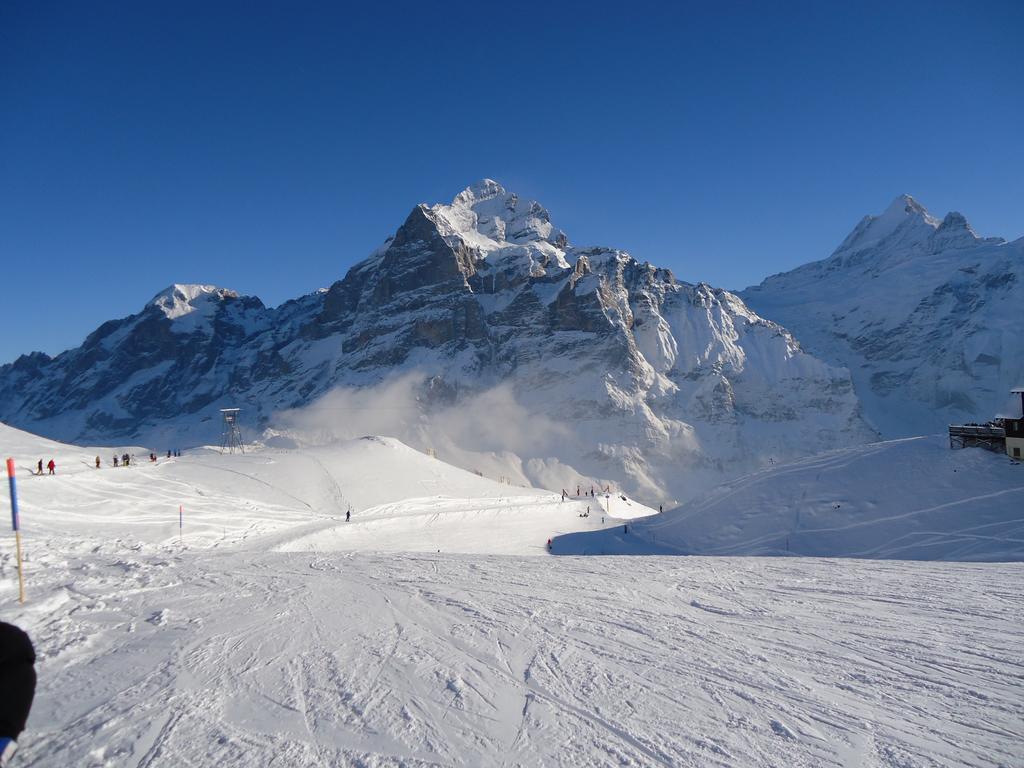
[0,180,873,503]
[741,195,1024,436]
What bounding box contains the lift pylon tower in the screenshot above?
[220,408,245,454]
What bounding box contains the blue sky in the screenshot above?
[1,1,1021,364]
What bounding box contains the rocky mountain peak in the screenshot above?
[432,180,569,253]
[884,193,932,220]
[147,284,239,320]
[740,194,1024,438]
[831,194,941,263]
[452,178,507,205]
[938,210,970,229]
[0,180,877,505]
[927,211,981,251]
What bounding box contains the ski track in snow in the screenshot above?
[5,546,1022,767]
[624,437,1024,562]
[0,426,1021,766]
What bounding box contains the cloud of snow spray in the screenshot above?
[270,372,582,488]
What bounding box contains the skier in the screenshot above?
[167,450,172,459]
[346,509,351,522]
[35,460,42,476]
[46,460,55,476]
[623,524,628,534]
[0,622,36,768]
[95,456,100,469]
[113,455,119,467]
[659,504,663,514]
[576,485,580,497]
[546,538,552,551]
[586,506,590,517]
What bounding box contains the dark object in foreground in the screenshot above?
[0,622,37,765]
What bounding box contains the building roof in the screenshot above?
[997,399,1024,419]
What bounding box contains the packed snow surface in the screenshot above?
[608,437,1024,561]
[1,423,1021,766]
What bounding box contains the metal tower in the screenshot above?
[220,408,245,454]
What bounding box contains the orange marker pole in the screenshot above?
[7,458,25,603]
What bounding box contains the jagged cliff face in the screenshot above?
[0,285,276,437]
[0,181,873,503]
[741,195,1024,437]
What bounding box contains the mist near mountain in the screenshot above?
[270,373,588,492]
[11,181,981,505]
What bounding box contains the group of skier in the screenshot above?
[560,484,612,501]
[32,449,185,474]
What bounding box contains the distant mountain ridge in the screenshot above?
[0,180,873,504]
[741,194,1023,436]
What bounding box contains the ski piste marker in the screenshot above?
[7,458,25,603]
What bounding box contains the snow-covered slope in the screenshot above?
[1,423,1020,766]
[741,195,1024,436]
[0,181,874,505]
[572,437,1023,561]
[0,420,646,554]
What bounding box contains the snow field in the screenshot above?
[1,422,1021,765]
[2,424,641,553]
[622,437,1024,562]
[4,550,1021,767]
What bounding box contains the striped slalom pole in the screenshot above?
[6,458,25,603]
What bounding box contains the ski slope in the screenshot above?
[0,423,1021,766]
[619,436,1024,561]
[7,551,1022,767]
[0,423,648,553]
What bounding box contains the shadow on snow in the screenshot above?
[551,526,683,556]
